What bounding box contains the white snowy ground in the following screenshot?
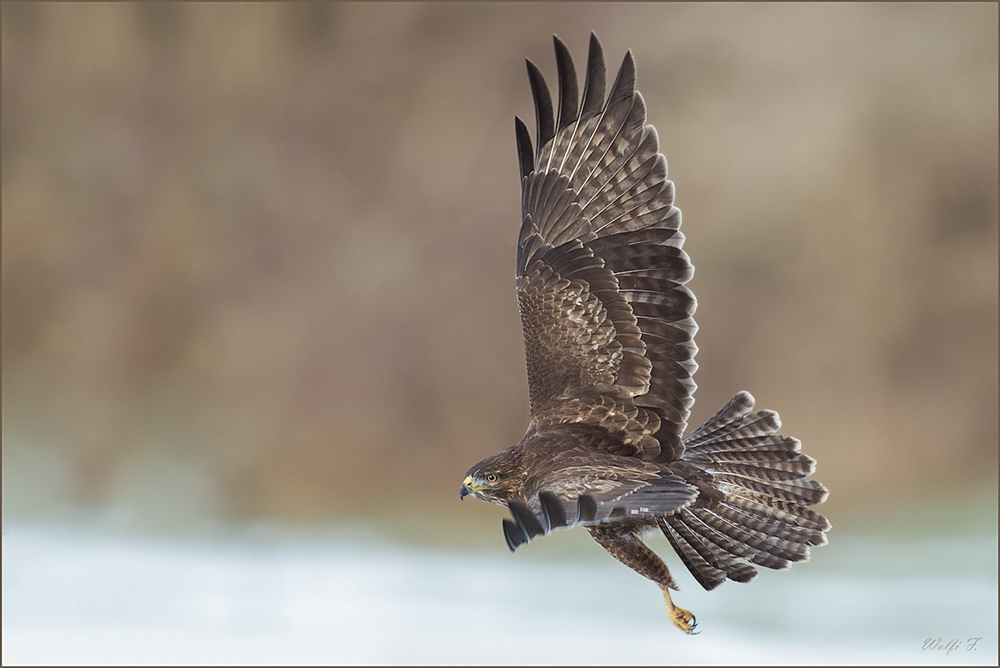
[2,522,996,665]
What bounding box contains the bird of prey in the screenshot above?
[460,34,830,634]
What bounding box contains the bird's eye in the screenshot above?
[485,473,498,484]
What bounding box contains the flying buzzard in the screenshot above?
[460,34,830,634]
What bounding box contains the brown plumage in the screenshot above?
[460,34,830,634]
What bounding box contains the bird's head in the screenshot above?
[460,448,523,505]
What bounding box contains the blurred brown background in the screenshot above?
[3,3,996,532]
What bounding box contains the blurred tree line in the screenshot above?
[3,3,996,528]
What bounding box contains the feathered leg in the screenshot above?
[588,525,698,634]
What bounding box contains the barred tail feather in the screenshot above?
[665,391,831,590]
[659,514,758,590]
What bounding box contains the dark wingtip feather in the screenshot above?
[502,518,526,552]
[607,49,636,107]
[552,35,579,130]
[515,116,534,179]
[508,499,545,539]
[539,491,568,530]
[526,58,555,157]
[578,494,598,523]
[580,32,606,116]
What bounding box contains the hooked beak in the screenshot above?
[460,476,475,500]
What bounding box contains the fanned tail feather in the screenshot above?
[661,391,831,590]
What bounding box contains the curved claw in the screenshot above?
[663,588,699,635]
[669,606,699,635]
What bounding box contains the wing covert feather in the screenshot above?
[500,439,699,551]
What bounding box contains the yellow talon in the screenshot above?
[669,606,698,634]
[663,588,699,635]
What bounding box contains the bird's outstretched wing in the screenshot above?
[515,34,697,461]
